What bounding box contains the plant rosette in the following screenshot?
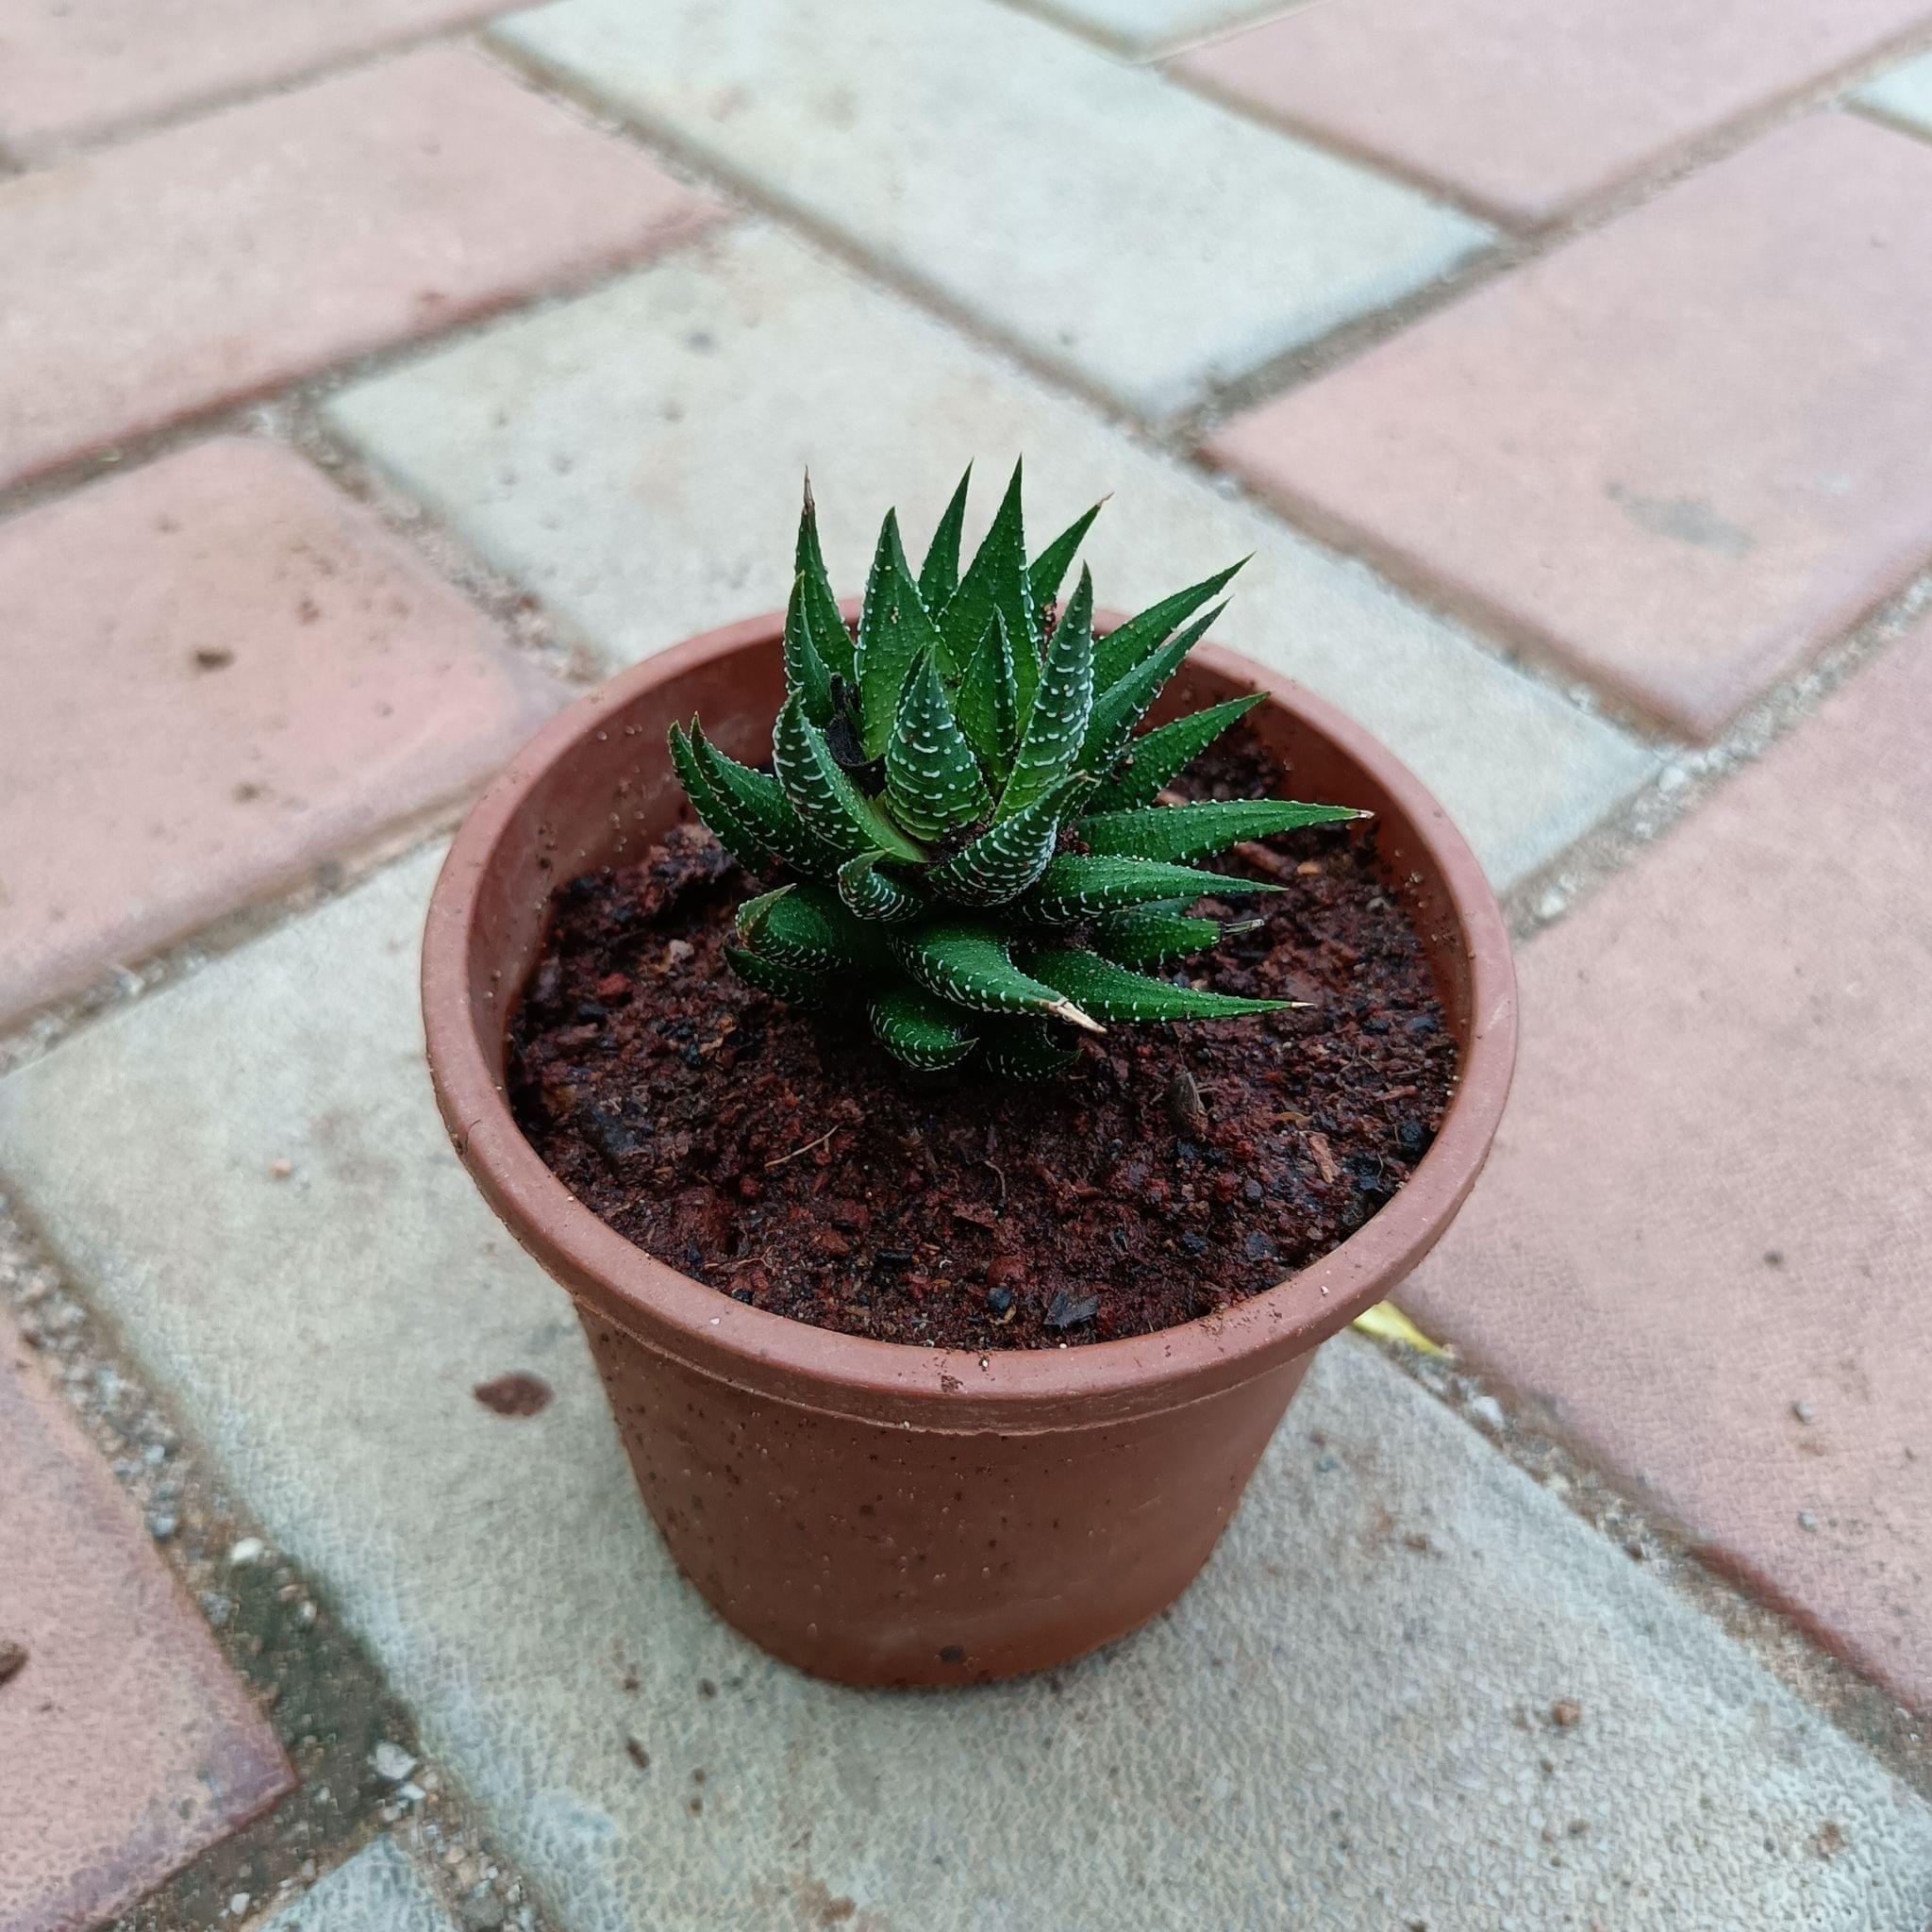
[424,467,1515,1685]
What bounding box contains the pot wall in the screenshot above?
[580,1305,1310,1685]
[424,608,1516,1684]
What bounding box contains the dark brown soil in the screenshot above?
[507,725,1457,1350]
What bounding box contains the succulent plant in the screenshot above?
[669,462,1363,1077]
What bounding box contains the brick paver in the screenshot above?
[259,1839,461,1932]
[1024,0,1305,58]
[0,438,565,1026]
[1206,116,1932,741]
[1176,0,1932,227]
[1860,48,1932,134]
[5,851,1932,1932]
[0,0,508,161]
[329,222,1650,891]
[491,0,1488,421]
[1403,625,1932,1713]
[0,47,724,492]
[0,1312,291,1932]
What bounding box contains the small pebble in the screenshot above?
[1468,1394,1506,1430]
[985,1285,1015,1318]
[227,1895,251,1918]
[458,1894,508,1932]
[371,1740,418,1783]
[1797,1510,1819,1532]
[0,1639,28,1685]
[147,1510,178,1541]
[268,1159,293,1181]
[1549,1699,1582,1729]
[227,1536,266,1567]
[1790,1400,1814,1424]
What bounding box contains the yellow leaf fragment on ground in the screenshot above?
[1352,1301,1446,1356]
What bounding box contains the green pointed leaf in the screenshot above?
[854,509,909,697]
[724,943,840,1009]
[871,983,978,1071]
[795,475,854,687]
[774,696,924,862]
[1022,948,1289,1024]
[1079,798,1363,864]
[1085,694,1266,812]
[885,655,992,841]
[955,609,1021,774]
[732,884,791,935]
[1024,854,1277,924]
[919,465,972,613]
[1027,499,1103,608]
[892,923,1102,1032]
[939,461,1035,703]
[669,722,775,874]
[1087,908,1236,967]
[738,881,888,973]
[1079,607,1222,772]
[858,552,943,759]
[690,724,841,877]
[783,571,835,727]
[837,852,925,924]
[1092,558,1246,691]
[926,774,1090,908]
[1001,566,1094,818]
[977,1015,1081,1080]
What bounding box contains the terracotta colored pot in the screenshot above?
[423,605,1516,1687]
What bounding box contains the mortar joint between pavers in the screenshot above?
[483,26,1261,443]
[0,1198,558,1932]
[1493,554,1932,948]
[0,22,498,174]
[0,817,457,1080]
[1170,9,1932,240]
[1349,1330,1932,1805]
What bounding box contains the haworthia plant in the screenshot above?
[669,463,1366,1074]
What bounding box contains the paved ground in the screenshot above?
[2,3,1930,1927]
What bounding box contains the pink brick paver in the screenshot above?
[1205,116,1932,741]
[0,1314,292,1932]
[0,0,510,162]
[0,46,724,492]
[1176,0,1932,228]
[1401,625,1932,1712]
[0,438,567,1026]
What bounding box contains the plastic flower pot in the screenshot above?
[422,605,1516,1687]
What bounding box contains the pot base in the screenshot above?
[581,1305,1314,1686]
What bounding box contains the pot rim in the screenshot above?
[423,607,1516,1429]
